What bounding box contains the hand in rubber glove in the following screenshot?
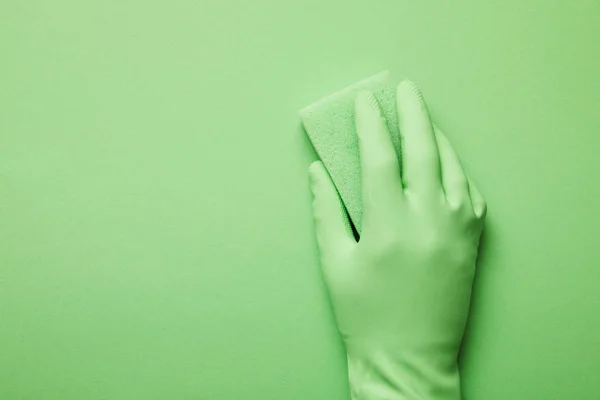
[308,81,486,400]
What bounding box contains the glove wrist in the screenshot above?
[346,348,461,400]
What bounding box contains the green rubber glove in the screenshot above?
[308,80,486,400]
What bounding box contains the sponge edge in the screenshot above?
[300,71,401,234]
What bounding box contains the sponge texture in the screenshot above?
[300,71,401,234]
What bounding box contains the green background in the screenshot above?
[1,1,599,398]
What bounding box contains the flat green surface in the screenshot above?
[1,1,599,399]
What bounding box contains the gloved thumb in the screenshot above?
[308,161,355,254]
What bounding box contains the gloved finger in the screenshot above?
[467,176,487,220]
[309,161,356,253]
[354,90,403,222]
[396,80,442,195]
[433,126,470,207]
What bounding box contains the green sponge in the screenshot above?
[300,71,401,234]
